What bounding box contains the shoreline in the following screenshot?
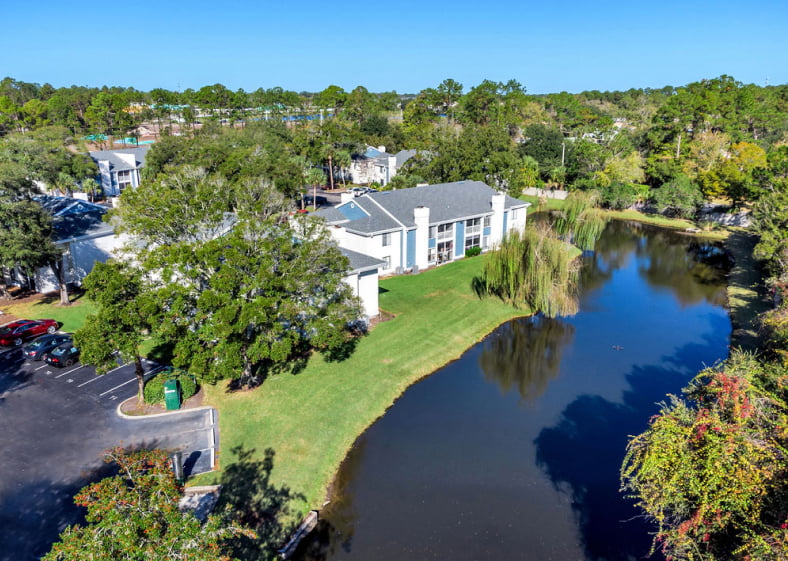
[313,219,759,511]
[196,213,767,524]
[722,230,770,351]
[195,255,528,515]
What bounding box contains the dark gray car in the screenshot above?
[21,333,72,361]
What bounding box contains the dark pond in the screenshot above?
[300,220,732,561]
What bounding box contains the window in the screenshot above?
[437,241,453,263]
[429,226,436,239]
[428,247,437,263]
[117,169,133,192]
[436,223,453,241]
[465,217,481,235]
[483,215,491,228]
[382,256,391,269]
[464,235,481,251]
[382,232,391,247]
[464,217,482,252]
[511,208,519,221]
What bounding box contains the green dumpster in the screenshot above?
[164,379,181,410]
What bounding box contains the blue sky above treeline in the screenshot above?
[2,0,786,94]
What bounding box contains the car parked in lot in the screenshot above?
[22,333,73,361]
[44,343,80,368]
[302,195,328,207]
[0,319,59,346]
[349,187,368,197]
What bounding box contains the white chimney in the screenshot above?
[332,225,346,246]
[414,206,430,270]
[340,192,354,204]
[490,192,506,246]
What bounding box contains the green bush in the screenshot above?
[143,368,198,404]
[465,246,482,258]
[650,174,703,218]
[599,182,649,210]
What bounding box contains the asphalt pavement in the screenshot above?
[0,343,217,560]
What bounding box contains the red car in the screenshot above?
[0,319,59,347]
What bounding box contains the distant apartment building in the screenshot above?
[88,146,150,197]
[348,146,416,186]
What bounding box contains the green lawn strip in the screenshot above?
[192,256,528,516]
[0,293,96,332]
[603,209,731,240]
[519,194,566,212]
[724,230,771,351]
[518,194,729,240]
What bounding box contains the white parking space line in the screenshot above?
[145,366,166,377]
[77,375,104,388]
[55,365,85,379]
[105,362,132,375]
[34,364,49,371]
[74,363,161,392]
[99,377,137,396]
[164,426,213,437]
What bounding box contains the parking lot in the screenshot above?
[0,341,218,560]
[10,350,164,408]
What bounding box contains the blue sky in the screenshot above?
[2,1,786,94]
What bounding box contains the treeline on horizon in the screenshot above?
[2,75,787,140]
[2,74,787,204]
[3,73,788,212]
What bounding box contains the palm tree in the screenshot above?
[334,149,351,187]
[306,168,324,209]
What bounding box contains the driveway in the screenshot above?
[0,345,217,561]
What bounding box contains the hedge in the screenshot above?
[144,369,198,404]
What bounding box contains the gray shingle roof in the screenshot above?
[314,206,347,224]
[341,248,384,274]
[88,146,150,171]
[395,149,417,167]
[315,180,529,235]
[54,212,114,241]
[34,195,114,242]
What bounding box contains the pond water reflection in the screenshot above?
[299,221,731,561]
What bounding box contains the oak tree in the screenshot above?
[44,448,252,561]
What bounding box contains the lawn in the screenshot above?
[520,194,567,212]
[194,255,529,515]
[0,291,96,332]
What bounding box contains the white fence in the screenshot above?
[522,187,569,200]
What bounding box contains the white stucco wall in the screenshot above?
[357,270,379,317]
[341,229,403,274]
[342,269,380,317]
[35,232,129,293]
[506,206,528,235]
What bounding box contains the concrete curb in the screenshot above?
[115,397,215,420]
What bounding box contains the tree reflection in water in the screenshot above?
[582,220,730,308]
[479,315,575,402]
[638,232,730,307]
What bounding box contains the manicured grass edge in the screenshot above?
[188,256,530,511]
